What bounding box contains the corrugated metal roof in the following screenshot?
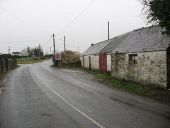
[112,26,170,53]
[100,33,130,53]
[81,39,112,56]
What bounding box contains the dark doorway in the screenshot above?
[89,56,91,70]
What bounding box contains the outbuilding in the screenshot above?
[99,33,129,72]
[81,34,130,72]
[111,26,170,88]
[81,40,111,70]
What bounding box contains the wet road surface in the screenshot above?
[0,61,170,128]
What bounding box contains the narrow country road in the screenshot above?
[0,60,170,128]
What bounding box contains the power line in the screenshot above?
[45,38,52,44]
[0,6,49,34]
[0,7,26,24]
[52,34,56,55]
[54,0,96,51]
[0,1,96,53]
[58,0,96,34]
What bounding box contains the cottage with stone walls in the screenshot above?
[111,26,170,89]
[99,33,129,72]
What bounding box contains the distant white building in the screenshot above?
[19,49,28,56]
[12,52,20,56]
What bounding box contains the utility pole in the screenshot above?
[108,21,110,40]
[39,44,41,57]
[64,36,66,53]
[52,33,56,56]
[8,46,11,54]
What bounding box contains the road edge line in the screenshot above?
[41,80,105,128]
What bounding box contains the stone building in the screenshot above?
[81,34,130,72]
[99,33,129,72]
[81,40,111,70]
[111,26,170,88]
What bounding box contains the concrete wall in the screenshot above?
[111,51,167,88]
[90,55,99,70]
[83,56,90,69]
[81,54,110,71]
[107,54,111,71]
[81,55,99,70]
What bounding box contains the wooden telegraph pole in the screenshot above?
[108,21,110,40]
[64,36,66,54]
[52,33,56,56]
[39,44,41,57]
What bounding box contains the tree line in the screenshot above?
[21,45,44,57]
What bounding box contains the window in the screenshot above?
[129,54,137,64]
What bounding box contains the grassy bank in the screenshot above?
[86,70,170,103]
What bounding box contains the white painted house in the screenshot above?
[81,40,111,70]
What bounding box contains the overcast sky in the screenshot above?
[0,0,147,54]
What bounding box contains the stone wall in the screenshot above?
[0,55,17,73]
[111,51,167,88]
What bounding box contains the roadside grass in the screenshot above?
[17,57,42,64]
[85,69,170,103]
[52,60,81,69]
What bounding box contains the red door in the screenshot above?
[99,53,107,72]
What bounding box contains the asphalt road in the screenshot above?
[0,60,170,128]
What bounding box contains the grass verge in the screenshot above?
[85,69,170,103]
[17,57,42,64]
